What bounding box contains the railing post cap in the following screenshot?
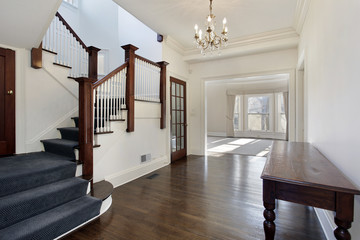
[88,46,101,52]
[157,61,169,66]
[121,44,139,52]
[74,77,97,83]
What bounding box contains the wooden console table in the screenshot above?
[261,141,360,240]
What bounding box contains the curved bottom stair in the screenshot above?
[0,152,113,240]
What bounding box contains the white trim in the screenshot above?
[54,196,112,240]
[105,155,169,188]
[163,36,186,56]
[314,208,336,240]
[183,28,299,63]
[293,0,312,34]
[207,132,227,137]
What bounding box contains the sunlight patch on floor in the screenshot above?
[208,144,240,153]
[229,138,255,145]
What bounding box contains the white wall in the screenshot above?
[206,83,227,135]
[0,44,79,154]
[58,0,162,73]
[188,49,298,155]
[94,102,168,185]
[161,38,190,160]
[298,1,360,238]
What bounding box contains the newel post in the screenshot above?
[75,77,96,179]
[121,44,138,132]
[88,46,101,80]
[157,61,169,129]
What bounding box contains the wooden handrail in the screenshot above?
[92,62,129,89]
[55,12,89,52]
[135,54,161,68]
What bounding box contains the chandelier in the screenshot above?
[194,0,228,54]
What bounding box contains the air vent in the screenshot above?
[141,154,151,163]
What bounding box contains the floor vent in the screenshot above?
[146,173,159,179]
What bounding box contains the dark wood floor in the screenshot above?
[63,154,326,240]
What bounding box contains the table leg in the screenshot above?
[263,180,276,240]
[334,193,354,240]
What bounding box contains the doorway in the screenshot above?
[170,77,186,162]
[0,47,15,156]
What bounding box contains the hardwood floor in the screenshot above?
[63,154,326,240]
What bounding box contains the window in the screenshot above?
[63,0,78,8]
[233,92,287,135]
[233,96,240,131]
[247,95,271,131]
[276,93,287,133]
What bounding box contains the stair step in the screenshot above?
[41,139,78,159]
[0,178,88,230]
[0,152,76,198]
[71,117,79,127]
[57,127,79,141]
[53,62,72,69]
[0,196,101,240]
[91,181,113,201]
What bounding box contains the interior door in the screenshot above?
[170,77,186,162]
[0,47,15,156]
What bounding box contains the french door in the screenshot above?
[0,47,15,156]
[170,77,186,162]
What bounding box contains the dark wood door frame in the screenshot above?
[0,47,15,156]
[170,77,187,162]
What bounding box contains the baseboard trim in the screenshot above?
[105,155,169,188]
[314,208,336,240]
[208,132,227,137]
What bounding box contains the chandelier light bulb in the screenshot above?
[207,15,212,22]
[223,18,227,25]
[225,26,228,33]
[194,24,198,34]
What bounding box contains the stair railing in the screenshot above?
[42,12,100,79]
[92,63,128,133]
[134,55,161,102]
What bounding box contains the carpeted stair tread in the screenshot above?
[41,138,78,159]
[0,177,89,230]
[0,152,76,197]
[0,196,102,240]
[57,127,79,141]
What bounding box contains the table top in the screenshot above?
[261,141,360,194]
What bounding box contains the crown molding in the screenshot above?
[163,35,186,55]
[293,0,312,34]
[182,28,299,63]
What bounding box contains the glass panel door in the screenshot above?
[170,77,186,162]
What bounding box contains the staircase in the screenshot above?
[0,10,168,239]
[0,116,103,240]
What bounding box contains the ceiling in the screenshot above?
[0,0,62,49]
[113,0,298,50]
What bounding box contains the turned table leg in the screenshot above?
[263,180,276,240]
[334,193,354,240]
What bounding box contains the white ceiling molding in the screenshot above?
[182,28,299,63]
[163,36,186,56]
[293,0,312,34]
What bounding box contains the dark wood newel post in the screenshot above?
[121,44,138,132]
[88,46,101,80]
[157,61,169,129]
[75,77,96,179]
